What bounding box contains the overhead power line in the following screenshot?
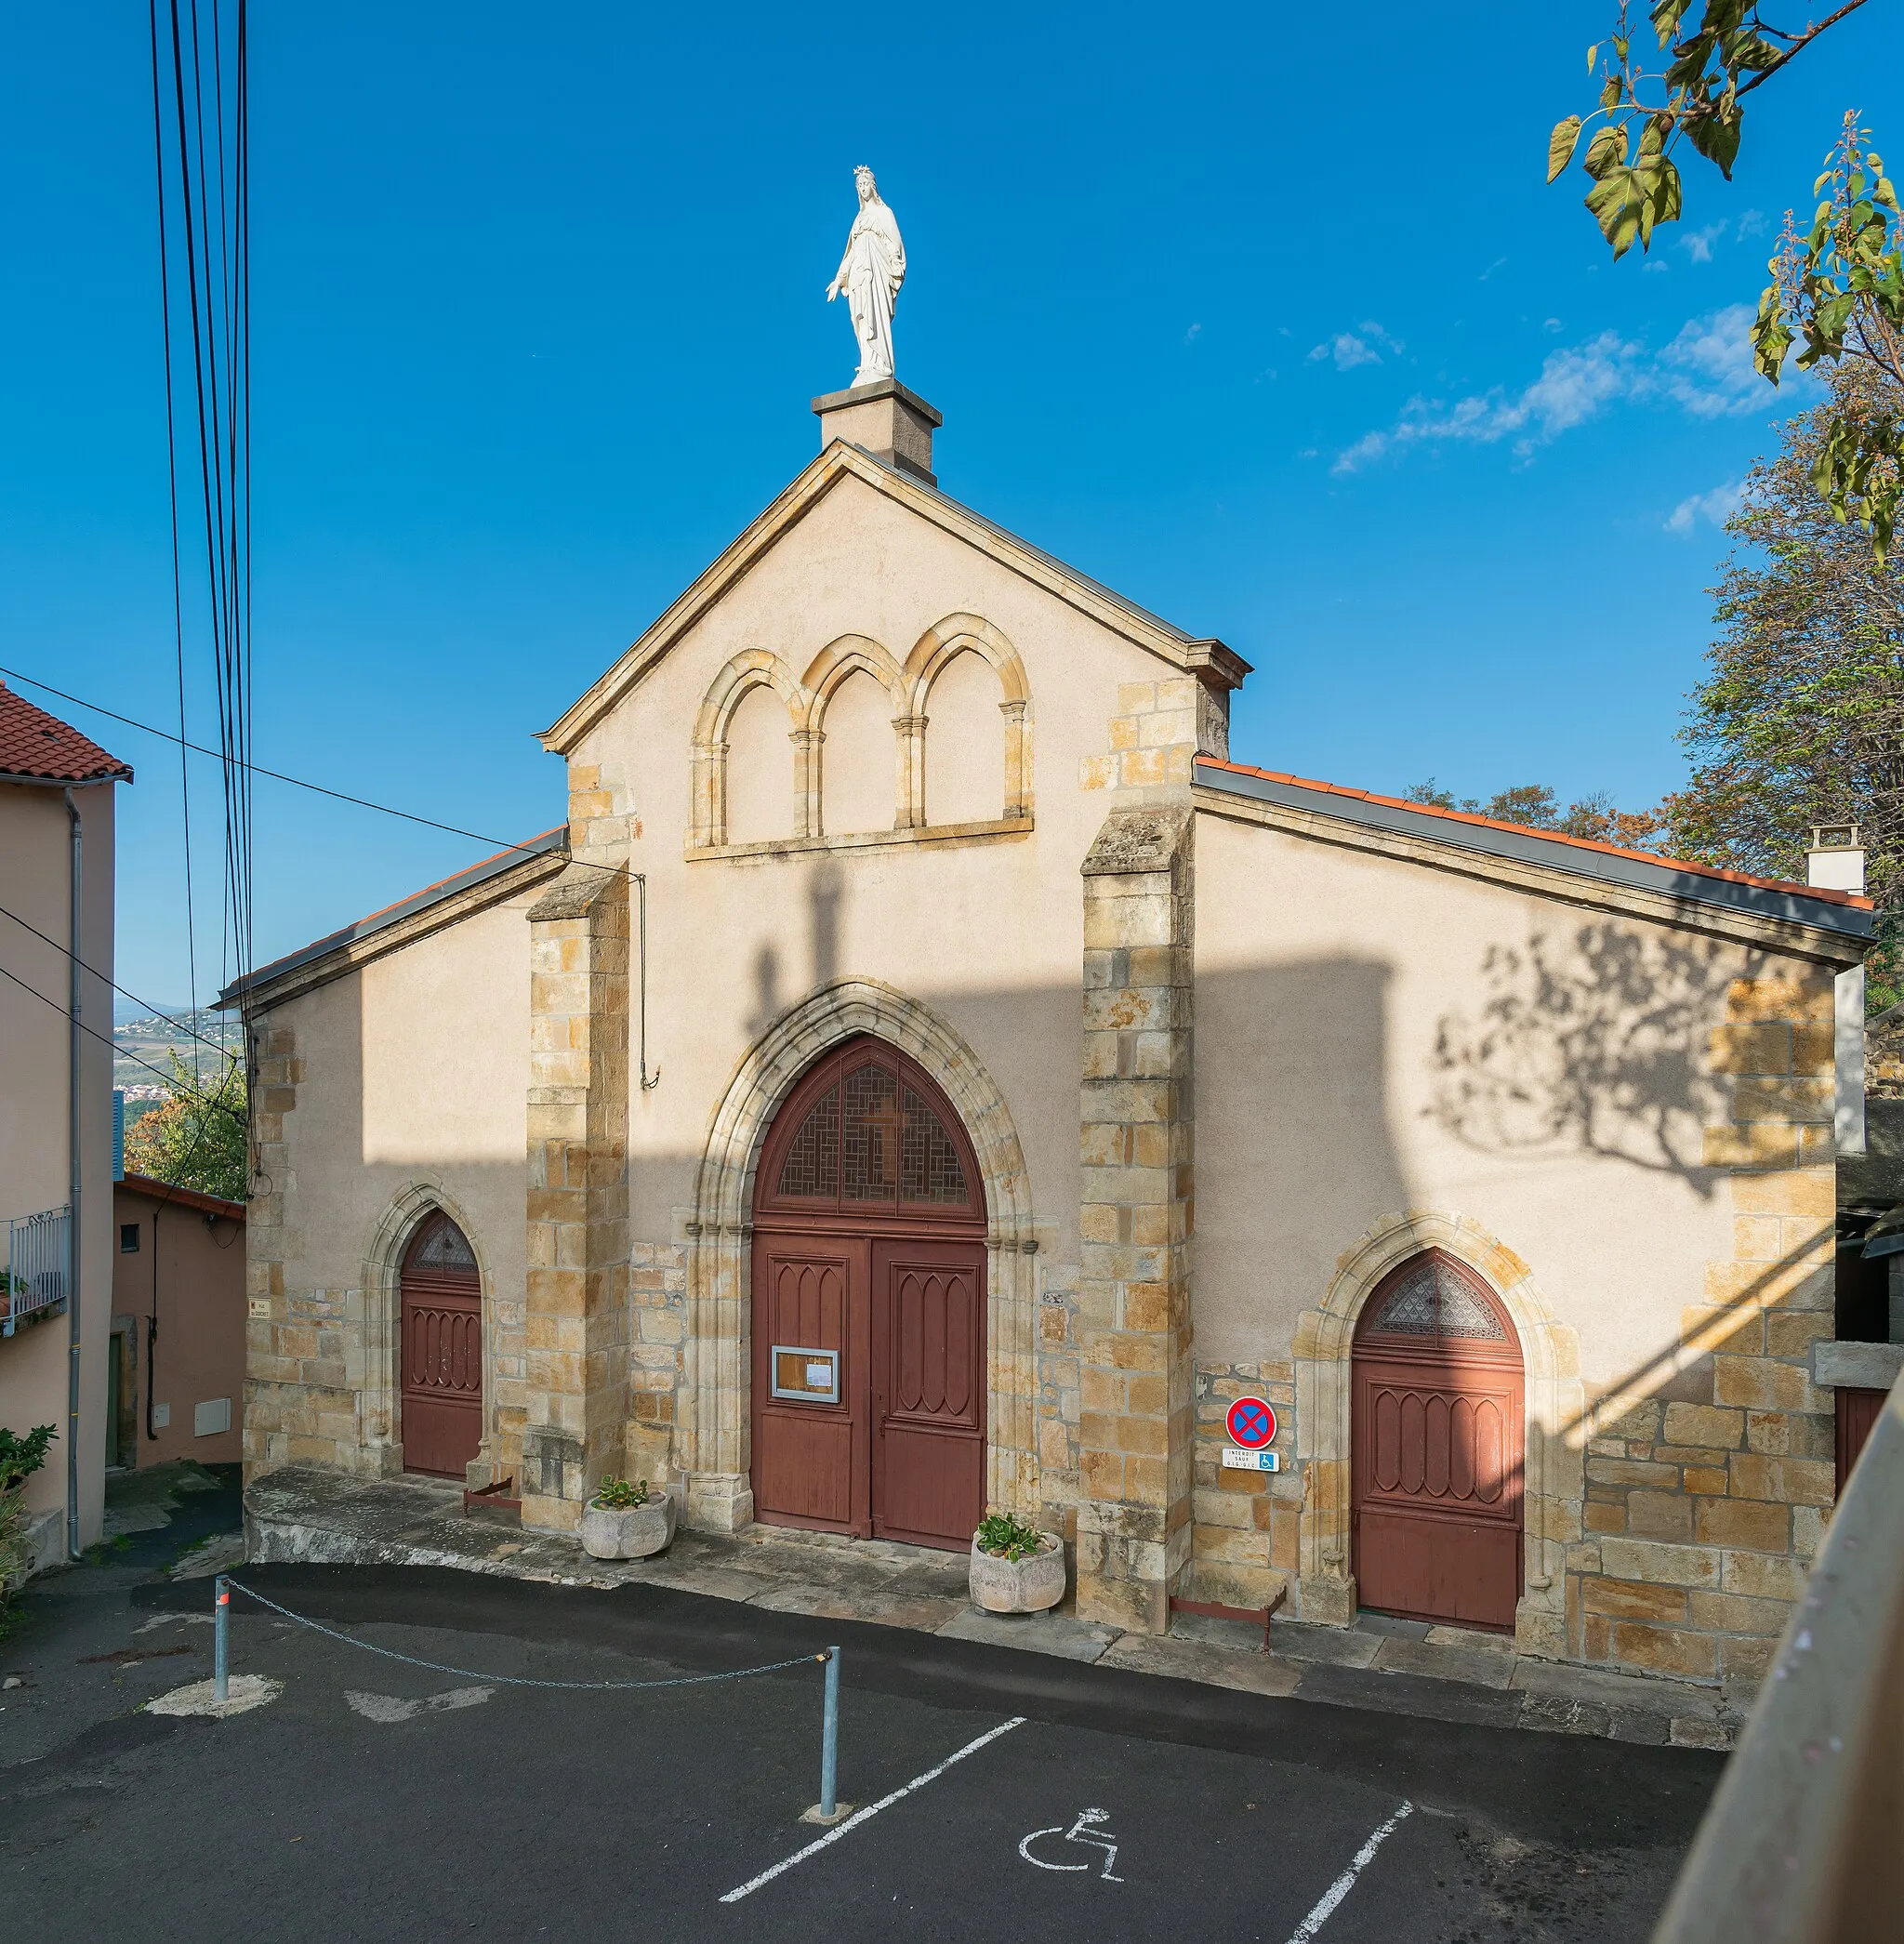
[0,960,242,1122]
[0,663,604,879]
[0,898,236,1065]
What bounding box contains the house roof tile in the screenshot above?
[0,681,133,785]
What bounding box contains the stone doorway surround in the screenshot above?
[1293,1210,1583,1657]
[679,976,1040,1536]
[357,1180,507,1488]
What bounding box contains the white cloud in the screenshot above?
[1665,480,1743,534]
[1737,208,1767,240]
[1185,322,1202,343]
[1309,320,1403,371]
[1651,305,1761,417]
[1680,219,1727,263]
[1331,305,1765,475]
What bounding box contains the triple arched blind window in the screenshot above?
[689,613,1031,850]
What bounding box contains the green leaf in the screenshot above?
[1686,99,1742,178]
[1649,0,1692,47]
[1547,114,1583,183]
[1751,283,1792,382]
[1666,33,1717,89]
[1587,41,1600,73]
[1585,167,1650,258]
[1601,74,1623,112]
[1583,124,1629,180]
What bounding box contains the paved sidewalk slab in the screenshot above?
[244,1462,1749,1750]
[937,1608,1117,1662]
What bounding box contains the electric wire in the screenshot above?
[0,900,235,1063]
[0,961,243,1126]
[0,665,605,879]
[148,0,201,1073]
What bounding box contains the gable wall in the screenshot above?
[571,472,1174,1258]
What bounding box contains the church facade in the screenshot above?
[232,380,1873,1685]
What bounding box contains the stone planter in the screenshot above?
[969,1530,1065,1614]
[579,1492,676,1561]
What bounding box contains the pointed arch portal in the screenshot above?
[749,1036,988,1548]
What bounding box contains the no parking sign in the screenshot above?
[1223,1395,1279,1473]
[1224,1396,1277,1448]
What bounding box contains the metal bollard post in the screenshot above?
[214,1574,230,1702]
[819,1646,840,1820]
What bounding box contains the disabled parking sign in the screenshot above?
[1224,1396,1277,1448]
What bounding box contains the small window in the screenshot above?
[120,1223,141,1254]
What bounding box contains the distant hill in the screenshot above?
[114,1006,244,1115]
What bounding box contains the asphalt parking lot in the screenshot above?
[3,1563,1720,1943]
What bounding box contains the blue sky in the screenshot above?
[3,3,1897,1004]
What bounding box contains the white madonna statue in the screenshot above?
[826,166,906,388]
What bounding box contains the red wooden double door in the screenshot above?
[751,1038,986,1551]
[1352,1250,1525,1632]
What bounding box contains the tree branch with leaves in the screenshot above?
[1550,4,1901,557]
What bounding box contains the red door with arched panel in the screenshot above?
[1352,1250,1524,1632]
[400,1211,483,1478]
[751,1038,986,1550]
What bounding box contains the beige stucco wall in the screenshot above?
[0,779,117,1551]
[1192,807,1738,1391]
[573,470,1175,1263]
[112,1181,245,1465]
[243,886,539,1475]
[270,893,535,1289]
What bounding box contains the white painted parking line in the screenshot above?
[1283,1802,1414,1942]
[719,1715,1027,1905]
[345,1686,494,1723]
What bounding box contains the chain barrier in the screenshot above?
[217,1576,829,1692]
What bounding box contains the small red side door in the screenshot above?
[872,1237,986,1548]
[751,1236,867,1534]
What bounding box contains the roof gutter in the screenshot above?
[0,771,128,788]
[1196,761,1876,946]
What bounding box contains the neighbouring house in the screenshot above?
[0,680,131,1573]
[110,1173,245,1468]
[226,377,1875,1687]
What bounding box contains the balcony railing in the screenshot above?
[1,1205,70,1338]
[1653,1372,1904,1943]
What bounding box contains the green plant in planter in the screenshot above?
[975,1511,1044,1562]
[591,1475,651,1511]
[0,1422,57,1491]
[1,1422,59,1614]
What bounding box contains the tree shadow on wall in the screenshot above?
[1427,922,1737,1197]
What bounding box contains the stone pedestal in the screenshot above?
[1073,804,1197,1633]
[520,861,630,1532]
[812,378,941,484]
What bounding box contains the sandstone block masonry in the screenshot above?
[1191,1358,1298,1611]
[1563,969,1840,1684]
[1073,802,1197,1632]
[520,859,630,1533]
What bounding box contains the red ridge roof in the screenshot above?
[0,681,132,785]
[117,1172,245,1221]
[1197,758,1874,911]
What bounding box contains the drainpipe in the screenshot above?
[63,788,83,1561]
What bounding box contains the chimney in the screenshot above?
[1806,822,1866,894]
[813,378,941,487]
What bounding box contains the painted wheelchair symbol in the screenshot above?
[1018,1806,1125,1883]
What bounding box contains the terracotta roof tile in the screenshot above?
[1197,758,1875,911]
[0,681,132,785]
